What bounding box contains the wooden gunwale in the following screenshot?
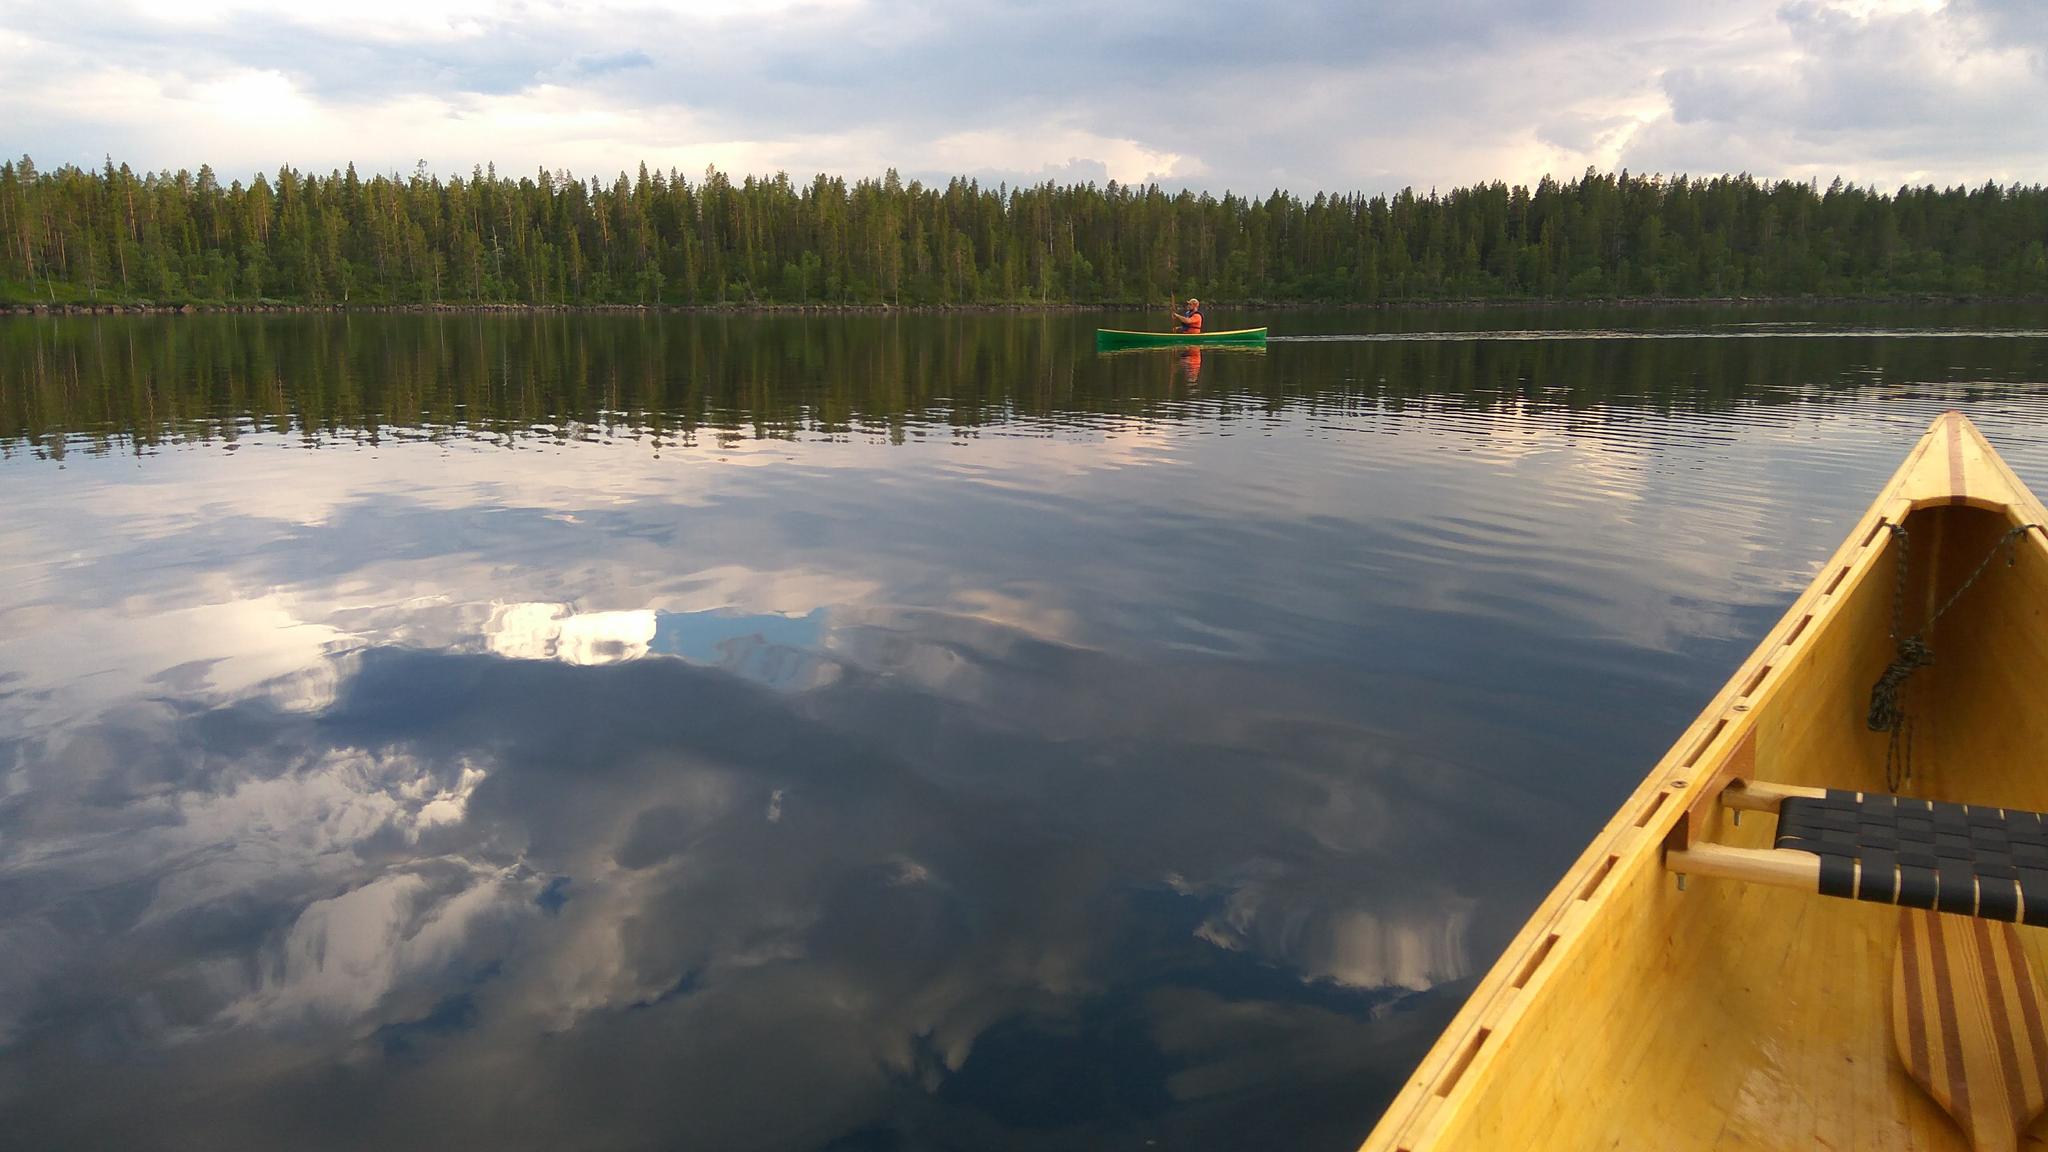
[1093,326,1269,339]
[1359,411,2048,1152]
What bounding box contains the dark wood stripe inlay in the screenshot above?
[1928,913,1974,1122]
[1972,916,2028,1123]
[1902,908,1933,1086]
[1999,924,2048,1094]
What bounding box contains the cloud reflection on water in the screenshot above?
[6,314,2048,1147]
[0,422,1528,1148]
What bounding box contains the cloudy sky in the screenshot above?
[2,0,2041,195]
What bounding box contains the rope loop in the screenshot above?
[1866,519,2037,791]
[1866,634,1931,734]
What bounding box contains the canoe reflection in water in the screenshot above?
[1092,341,1268,391]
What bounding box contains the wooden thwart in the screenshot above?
[1665,782,1836,896]
[1667,782,2048,924]
[1665,839,1825,889]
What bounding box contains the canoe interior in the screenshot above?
[1362,415,2048,1151]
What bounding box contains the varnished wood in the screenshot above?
[1892,909,2048,1152]
[1665,840,2031,925]
[1668,729,1759,850]
[1666,840,1821,888]
[1359,414,2048,1152]
[1719,779,1826,814]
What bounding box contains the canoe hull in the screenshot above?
[1094,327,1267,349]
[1360,412,2048,1152]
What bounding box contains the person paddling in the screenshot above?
[1171,297,1203,334]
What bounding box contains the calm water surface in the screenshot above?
[5,306,2048,1150]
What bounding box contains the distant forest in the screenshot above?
[3,156,2046,307]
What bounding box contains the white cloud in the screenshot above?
[487,602,658,665]
[228,866,513,1025]
[1626,0,2048,185]
[924,128,1190,186]
[142,0,506,39]
[0,594,348,730]
[1,0,2038,194]
[1190,874,1474,993]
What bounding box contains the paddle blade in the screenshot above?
[1892,908,2048,1152]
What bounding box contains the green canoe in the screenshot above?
[1095,327,1268,350]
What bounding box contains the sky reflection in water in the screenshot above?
[4,309,2048,1150]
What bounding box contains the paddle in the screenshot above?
[1892,907,2048,1151]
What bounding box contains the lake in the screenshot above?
[5,306,2048,1150]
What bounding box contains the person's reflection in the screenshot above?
[1178,345,1203,386]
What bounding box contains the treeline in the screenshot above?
[2,156,2046,307]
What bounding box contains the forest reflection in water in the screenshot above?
[4,308,2048,1150]
[7,304,2048,457]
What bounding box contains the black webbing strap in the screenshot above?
[1776,788,2048,923]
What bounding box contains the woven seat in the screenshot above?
[1775,788,2048,922]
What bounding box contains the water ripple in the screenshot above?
[4,309,2048,1151]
